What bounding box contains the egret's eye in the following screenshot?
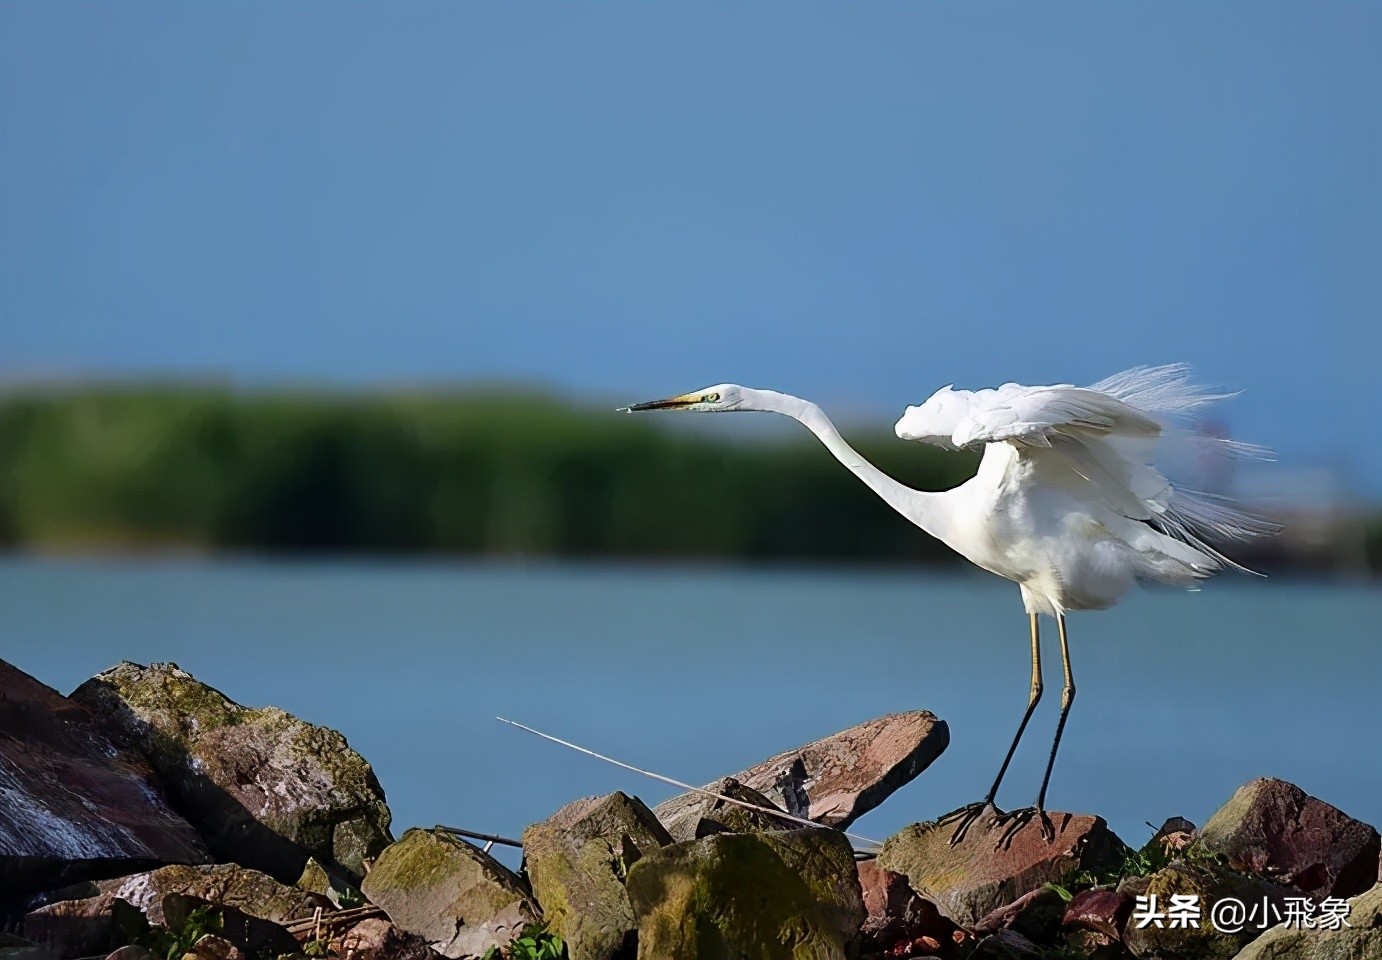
[703,393,720,403]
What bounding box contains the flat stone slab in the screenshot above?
[877,812,1128,927]
[654,711,948,833]
[0,660,210,900]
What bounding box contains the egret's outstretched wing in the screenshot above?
[895,364,1277,571]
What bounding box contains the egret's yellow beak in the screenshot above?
[618,393,700,413]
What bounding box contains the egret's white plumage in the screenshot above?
[890,363,1275,615]
[623,364,1276,837]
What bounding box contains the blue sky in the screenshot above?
[2,3,1379,491]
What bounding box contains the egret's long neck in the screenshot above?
[751,390,948,539]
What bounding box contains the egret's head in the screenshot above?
[620,383,747,413]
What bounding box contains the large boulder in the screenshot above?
[1231,881,1382,960]
[0,661,210,902]
[70,661,392,883]
[1118,860,1294,960]
[521,793,671,960]
[360,828,538,960]
[876,813,1128,927]
[653,711,947,831]
[624,827,865,960]
[1196,778,1380,900]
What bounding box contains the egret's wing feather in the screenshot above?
[950,385,1159,447]
[1047,434,1164,523]
[896,365,1278,574]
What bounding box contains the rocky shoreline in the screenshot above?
[2,659,1379,960]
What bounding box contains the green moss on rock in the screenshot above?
[1232,882,1382,960]
[624,827,864,960]
[70,662,393,883]
[522,792,672,960]
[1119,860,1296,960]
[877,813,1127,927]
[360,829,538,960]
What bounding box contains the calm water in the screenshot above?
[2,556,1378,861]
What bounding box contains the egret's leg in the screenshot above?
[996,613,1074,846]
[944,614,1043,844]
[984,612,1045,803]
[1035,614,1076,819]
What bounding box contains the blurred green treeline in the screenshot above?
[0,385,982,562]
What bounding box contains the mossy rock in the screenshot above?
[360,828,538,959]
[23,863,327,960]
[522,792,672,960]
[1119,859,1295,959]
[1231,882,1382,960]
[71,662,393,883]
[108,863,330,928]
[877,812,1127,927]
[624,826,864,960]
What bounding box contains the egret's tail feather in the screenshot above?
[1154,488,1283,575]
[1091,364,1279,573]
[1090,363,1238,418]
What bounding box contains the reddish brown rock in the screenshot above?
[883,934,944,958]
[335,918,438,960]
[0,661,210,901]
[972,886,1066,943]
[876,812,1128,927]
[856,858,955,953]
[1061,888,1131,942]
[653,711,948,831]
[1197,778,1380,900]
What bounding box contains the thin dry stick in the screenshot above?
[434,825,523,848]
[284,906,385,934]
[496,716,881,848]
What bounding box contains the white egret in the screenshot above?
[622,364,1276,843]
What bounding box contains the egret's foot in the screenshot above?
[992,805,1056,848]
[938,801,1001,846]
